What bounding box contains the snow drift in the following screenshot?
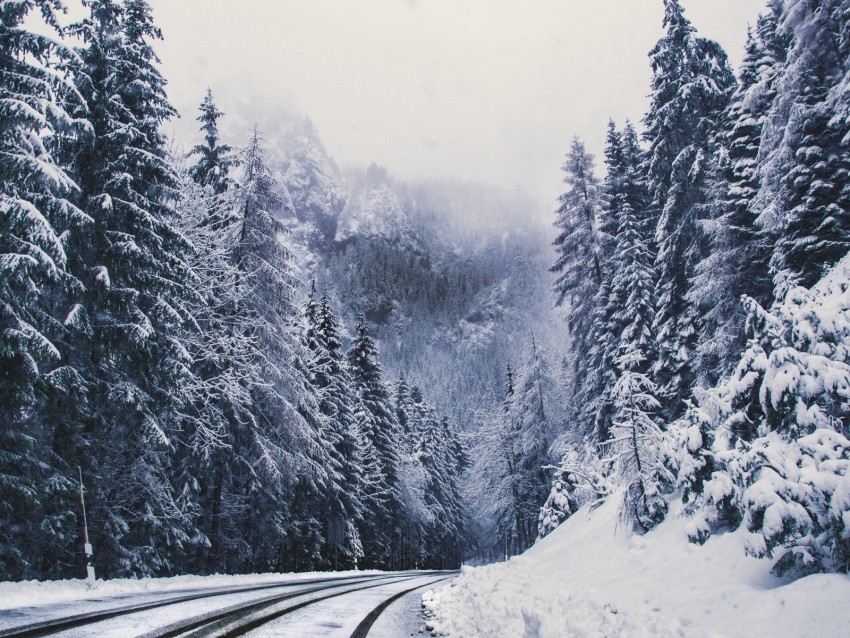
[422,493,850,637]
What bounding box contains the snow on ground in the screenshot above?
[0,569,381,612]
[422,495,850,637]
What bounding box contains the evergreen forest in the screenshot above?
[2,0,850,583]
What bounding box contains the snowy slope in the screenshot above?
[422,493,850,637]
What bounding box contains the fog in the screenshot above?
[149,0,766,204]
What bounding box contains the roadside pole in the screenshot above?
[78,466,96,582]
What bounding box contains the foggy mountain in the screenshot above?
[261,116,566,429]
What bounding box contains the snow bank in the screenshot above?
[422,495,850,637]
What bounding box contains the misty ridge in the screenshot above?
[210,106,565,429]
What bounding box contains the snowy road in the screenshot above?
[0,571,455,638]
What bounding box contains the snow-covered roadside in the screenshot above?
[0,569,381,611]
[422,496,850,637]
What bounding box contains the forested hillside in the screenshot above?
[0,0,491,580]
[247,108,567,562]
[538,0,850,578]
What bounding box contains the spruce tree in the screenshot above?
[188,88,236,195]
[509,336,556,549]
[550,138,606,442]
[392,379,433,567]
[609,192,666,530]
[773,91,850,286]
[690,17,783,384]
[230,128,330,572]
[579,121,649,444]
[678,260,850,575]
[304,288,366,568]
[66,0,199,577]
[749,0,850,289]
[643,0,735,419]
[0,0,89,580]
[550,137,603,322]
[346,317,404,566]
[416,413,468,568]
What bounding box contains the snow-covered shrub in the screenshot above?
[739,429,850,575]
[537,447,610,539]
[677,256,850,575]
[604,367,674,534]
[538,475,575,539]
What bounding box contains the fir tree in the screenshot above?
[550,138,606,442]
[550,137,603,319]
[0,0,90,580]
[230,128,330,572]
[690,16,784,384]
[416,413,468,568]
[607,365,669,533]
[472,351,555,557]
[677,257,850,575]
[346,317,403,566]
[578,121,650,444]
[605,175,667,532]
[773,93,850,285]
[188,88,236,195]
[643,0,735,419]
[756,0,850,287]
[509,336,556,549]
[304,287,366,568]
[66,0,198,577]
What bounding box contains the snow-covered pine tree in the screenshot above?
[544,120,658,538]
[508,336,557,549]
[468,364,522,557]
[391,377,432,567]
[549,138,618,448]
[346,317,404,567]
[550,137,603,346]
[767,0,850,287]
[606,364,670,533]
[471,350,556,556]
[578,121,649,444]
[303,287,366,568]
[188,88,236,195]
[603,172,669,532]
[416,412,468,568]
[0,0,91,580]
[602,120,625,220]
[643,0,735,419]
[576,272,616,443]
[229,127,331,572]
[690,8,787,385]
[608,200,657,401]
[171,83,262,574]
[394,373,414,439]
[65,0,199,577]
[348,394,387,560]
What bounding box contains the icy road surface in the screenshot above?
[0,570,454,637]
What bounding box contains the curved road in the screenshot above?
[0,571,455,638]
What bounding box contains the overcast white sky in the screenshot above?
[147,0,766,203]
